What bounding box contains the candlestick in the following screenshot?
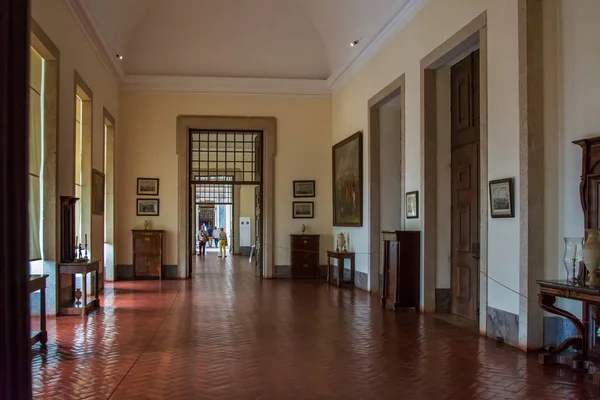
[574,245,578,260]
[84,234,88,246]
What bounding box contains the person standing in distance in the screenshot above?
[218,227,228,258]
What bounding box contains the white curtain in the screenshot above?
[29,87,42,261]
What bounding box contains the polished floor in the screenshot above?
[32,255,599,399]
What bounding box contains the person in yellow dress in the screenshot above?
[218,227,228,258]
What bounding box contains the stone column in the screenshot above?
[518,0,545,351]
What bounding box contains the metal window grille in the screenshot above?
[194,176,233,205]
[190,130,262,184]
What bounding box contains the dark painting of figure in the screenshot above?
[332,132,362,226]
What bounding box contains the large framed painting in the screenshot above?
[92,169,105,215]
[332,131,363,226]
[137,177,159,196]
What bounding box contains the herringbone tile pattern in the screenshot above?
[31,256,600,399]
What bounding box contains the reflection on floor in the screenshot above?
[31,256,599,399]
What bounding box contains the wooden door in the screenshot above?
[451,50,480,320]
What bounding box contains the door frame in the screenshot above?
[176,116,276,279]
[367,75,406,293]
[420,12,489,334]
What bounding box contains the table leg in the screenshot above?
[327,257,331,284]
[82,273,87,310]
[538,293,585,359]
[95,269,100,307]
[351,256,355,286]
[337,259,342,287]
[40,287,47,345]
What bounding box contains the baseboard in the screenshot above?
[355,271,369,291]
[435,288,451,313]
[116,264,179,280]
[487,306,519,347]
[239,246,252,256]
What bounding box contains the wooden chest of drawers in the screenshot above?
[132,230,164,279]
[290,234,320,279]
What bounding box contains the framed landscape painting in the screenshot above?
[137,198,159,216]
[332,131,363,226]
[137,178,159,196]
[293,180,315,198]
[292,202,314,219]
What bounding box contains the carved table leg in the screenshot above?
[538,293,586,368]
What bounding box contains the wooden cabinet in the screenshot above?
[132,230,164,279]
[290,234,320,279]
[381,231,420,310]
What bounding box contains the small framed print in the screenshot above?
[406,191,419,219]
[137,178,159,196]
[292,201,314,219]
[489,178,514,218]
[293,180,316,198]
[137,198,159,216]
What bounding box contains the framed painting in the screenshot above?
[92,169,105,215]
[406,191,419,219]
[293,180,315,198]
[137,198,160,216]
[489,178,514,218]
[292,201,314,219]
[137,177,159,196]
[332,131,363,226]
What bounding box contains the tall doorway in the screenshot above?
[188,130,263,277]
[450,50,480,321]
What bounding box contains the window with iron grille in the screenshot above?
[190,130,262,184]
[194,176,233,205]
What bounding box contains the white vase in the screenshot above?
[583,229,600,286]
[336,232,346,252]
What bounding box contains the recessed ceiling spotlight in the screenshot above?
[350,39,360,47]
[116,54,123,60]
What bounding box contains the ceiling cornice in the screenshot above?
[123,75,331,96]
[327,0,428,91]
[64,0,125,84]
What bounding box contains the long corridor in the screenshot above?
[32,256,598,399]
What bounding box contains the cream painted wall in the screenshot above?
[117,93,332,267]
[379,103,403,232]
[556,0,600,315]
[332,0,521,313]
[31,0,119,285]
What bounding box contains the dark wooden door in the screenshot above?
[451,50,480,321]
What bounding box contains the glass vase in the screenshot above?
[564,237,584,283]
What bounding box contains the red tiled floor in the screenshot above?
[31,255,600,399]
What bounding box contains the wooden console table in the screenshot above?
[29,275,48,346]
[58,260,100,316]
[537,279,600,384]
[326,251,355,287]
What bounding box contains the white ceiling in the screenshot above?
[81,0,414,81]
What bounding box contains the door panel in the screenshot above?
[451,50,480,321]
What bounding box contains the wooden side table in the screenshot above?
[326,251,355,287]
[29,275,48,346]
[58,260,100,315]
